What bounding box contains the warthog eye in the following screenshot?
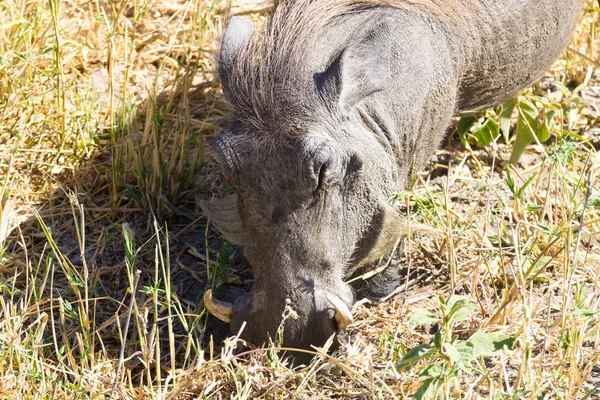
[312,144,345,191]
[311,145,363,192]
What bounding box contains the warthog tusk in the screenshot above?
[326,294,353,331]
[204,289,233,323]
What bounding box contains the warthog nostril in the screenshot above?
[326,294,353,331]
[204,289,233,323]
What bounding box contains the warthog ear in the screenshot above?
[219,16,254,99]
[200,194,247,245]
[314,18,394,108]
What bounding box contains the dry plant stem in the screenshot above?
[567,47,600,69]
[109,269,141,400]
[48,0,66,154]
[402,195,412,302]
[445,164,457,291]
[154,219,177,384]
[561,169,594,326]
[475,144,498,314]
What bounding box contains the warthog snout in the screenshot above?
[204,290,353,332]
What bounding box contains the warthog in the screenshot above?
[203,0,585,359]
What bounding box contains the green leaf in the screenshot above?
[516,173,536,199]
[458,117,500,147]
[60,297,78,320]
[570,96,581,107]
[443,343,462,364]
[540,109,556,142]
[509,97,540,165]
[458,116,478,135]
[569,308,598,317]
[446,295,475,310]
[468,332,516,358]
[446,296,477,324]
[553,82,571,97]
[413,378,442,400]
[397,344,435,369]
[471,118,500,147]
[505,167,515,193]
[454,340,474,362]
[567,131,588,142]
[420,362,445,378]
[409,309,441,327]
[433,331,443,350]
[457,116,478,148]
[500,99,517,142]
[523,255,553,280]
[519,97,540,123]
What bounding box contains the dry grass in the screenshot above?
[0,0,599,399]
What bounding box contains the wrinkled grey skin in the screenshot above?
[204,0,584,359]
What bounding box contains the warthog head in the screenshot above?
[203,2,454,358]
